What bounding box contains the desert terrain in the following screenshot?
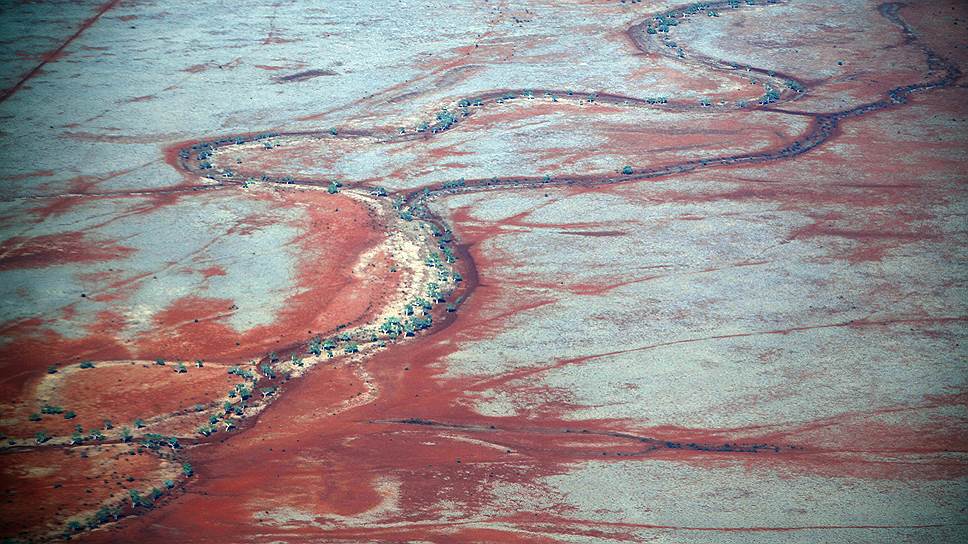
[0,0,966,542]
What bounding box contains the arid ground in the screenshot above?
[0,0,966,542]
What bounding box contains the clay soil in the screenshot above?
[1,0,966,542]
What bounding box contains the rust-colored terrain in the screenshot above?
[0,1,966,542]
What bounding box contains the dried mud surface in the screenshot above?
[0,0,966,542]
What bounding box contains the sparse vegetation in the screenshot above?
[308,336,324,356]
[760,87,781,104]
[41,404,63,415]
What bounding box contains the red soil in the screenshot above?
[83,139,966,540]
[0,364,241,440]
[10,1,966,541]
[132,189,398,364]
[64,198,782,543]
[0,232,135,271]
[0,188,395,399]
[0,445,175,540]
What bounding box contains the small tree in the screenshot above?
[79,361,95,369]
[622,165,634,175]
[238,386,252,400]
[175,362,187,373]
[308,336,324,356]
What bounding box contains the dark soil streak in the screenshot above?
[0,0,123,104]
[376,417,791,456]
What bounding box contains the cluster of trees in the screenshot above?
[206,362,268,434]
[300,237,458,358]
[495,92,518,104]
[139,433,180,451]
[644,1,758,34]
[63,502,123,536]
[458,97,484,107]
[68,424,106,445]
[760,87,781,104]
[441,178,466,190]
[431,109,458,133]
[38,420,166,447]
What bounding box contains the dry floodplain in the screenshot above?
[0,0,966,542]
